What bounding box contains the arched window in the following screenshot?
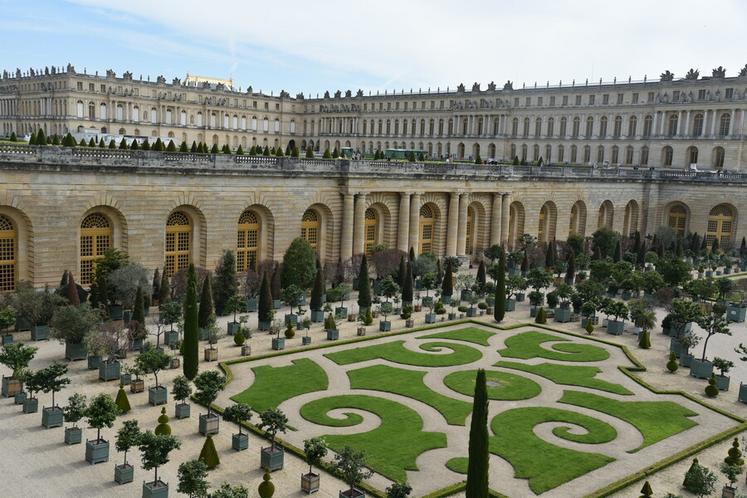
[466,206,475,255]
[301,210,320,250]
[667,114,678,137]
[116,105,123,121]
[545,145,552,163]
[613,116,623,138]
[522,118,530,137]
[511,118,518,137]
[569,201,587,236]
[570,144,577,163]
[640,146,649,165]
[165,212,191,277]
[572,117,580,138]
[99,103,107,120]
[643,115,653,137]
[0,215,17,291]
[533,144,540,162]
[559,117,567,137]
[667,204,688,237]
[597,145,605,164]
[419,204,435,254]
[585,116,593,138]
[583,145,591,164]
[628,116,637,137]
[76,101,84,118]
[534,118,542,138]
[132,106,140,122]
[237,210,259,272]
[623,200,639,236]
[521,144,528,162]
[687,146,698,165]
[546,117,554,137]
[662,146,673,166]
[707,204,735,248]
[719,114,731,137]
[692,113,704,137]
[625,146,634,165]
[196,112,203,127]
[538,202,557,243]
[80,213,112,286]
[364,208,378,256]
[713,146,725,169]
[181,111,187,126]
[599,116,608,138]
[558,145,565,163]
[598,201,614,229]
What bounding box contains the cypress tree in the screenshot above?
[159,270,170,305]
[249,145,257,155]
[495,249,506,323]
[270,265,282,302]
[441,259,453,298]
[52,134,60,145]
[190,141,198,153]
[476,260,486,289]
[322,148,331,159]
[198,275,214,329]
[258,272,273,324]
[535,307,547,324]
[98,137,106,148]
[305,146,314,158]
[29,130,37,145]
[167,140,176,152]
[357,254,372,312]
[119,138,128,149]
[613,239,622,262]
[109,139,116,149]
[436,258,443,286]
[546,241,556,268]
[236,145,244,155]
[310,268,325,311]
[130,138,139,150]
[183,264,199,380]
[132,286,145,336]
[141,138,150,150]
[409,246,416,264]
[213,250,237,316]
[79,138,88,147]
[152,268,161,303]
[398,255,407,288]
[275,146,284,157]
[740,237,747,259]
[86,137,94,147]
[402,262,414,304]
[36,129,46,145]
[565,251,576,285]
[9,131,16,142]
[210,143,219,154]
[66,272,80,305]
[153,138,163,151]
[465,369,489,497]
[198,435,220,469]
[521,252,529,273]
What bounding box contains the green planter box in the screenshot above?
[326,329,339,340]
[87,355,101,370]
[199,413,220,436]
[148,386,168,406]
[506,299,516,312]
[142,480,169,498]
[554,307,572,323]
[258,320,270,331]
[466,308,477,317]
[246,298,258,312]
[727,304,747,323]
[441,295,452,305]
[335,307,348,320]
[99,360,121,381]
[131,338,144,352]
[261,446,284,471]
[14,316,32,332]
[690,359,713,379]
[42,406,64,428]
[716,375,730,391]
[379,321,392,332]
[680,352,694,368]
[285,314,298,327]
[120,373,131,386]
[175,403,190,419]
[14,390,26,404]
[232,433,249,451]
[669,337,686,358]
[164,330,179,346]
[122,309,132,326]
[607,320,625,335]
[339,489,365,498]
[425,313,437,324]
[311,310,324,322]
[739,383,747,403]
[302,336,312,346]
[109,305,123,321]
[227,322,240,336]
[1,334,12,346]
[65,427,82,445]
[114,463,134,484]
[529,306,539,318]
[515,292,525,303]
[460,290,473,301]
[86,439,110,464]
[31,325,49,341]
[23,397,38,414]
[272,338,285,350]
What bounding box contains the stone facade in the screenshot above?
[0,145,744,289]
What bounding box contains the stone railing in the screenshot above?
[1,144,746,183]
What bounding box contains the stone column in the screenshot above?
[398,192,411,253]
[353,192,367,255]
[340,193,354,261]
[710,110,717,136]
[500,193,511,247]
[408,193,422,254]
[446,192,460,256]
[457,193,469,255]
[490,192,502,247]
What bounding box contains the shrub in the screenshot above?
[284,322,295,339]
[199,435,220,469]
[115,384,131,414]
[725,437,744,466]
[682,459,716,496]
[705,374,719,398]
[666,352,679,373]
[535,307,547,324]
[324,313,336,330]
[233,329,246,346]
[155,407,171,436]
[638,330,651,349]
[584,320,594,335]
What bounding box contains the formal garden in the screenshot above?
[1,225,747,497]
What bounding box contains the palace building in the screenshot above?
[0,64,745,290]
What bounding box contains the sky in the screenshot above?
[2,0,746,96]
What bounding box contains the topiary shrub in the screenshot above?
[683,458,716,496]
[638,329,651,349]
[535,307,547,324]
[324,313,336,330]
[198,434,220,469]
[705,373,719,398]
[284,322,295,339]
[725,437,744,466]
[584,320,594,335]
[115,384,131,414]
[155,407,171,435]
[233,329,246,346]
[666,352,679,373]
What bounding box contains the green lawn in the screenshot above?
[230,358,328,411]
[326,340,483,367]
[443,369,541,401]
[348,365,473,425]
[447,407,616,494]
[559,390,699,451]
[299,394,447,482]
[496,361,632,395]
[497,331,610,362]
[419,327,495,346]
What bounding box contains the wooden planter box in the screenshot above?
[2,376,22,398]
[142,480,168,498]
[30,324,49,341]
[339,489,365,498]
[379,321,391,332]
[716,375,731,391]
[99,360,121,381]
[203,348,218,362]
[272,338,285,350]
[199,413,220,435]
[723,485,736,498]
[246,297,258,312]
[232,432,249,451]
[261,446,284,471]
[148,386,168,406]
[302,336,312,346]
[727,304,747,323]
[326,329,339,341]
[302,472,320,494]
[114,463,134,484]
[425,313,437,323]
[65,342,87,361]
[85,439,110,464]
[14,390,26,404]
[227,321,241,335]
[130,379,145,393]
[554,307,572,323]
[170,357,180,369]
[164,330,179,346]
[64,427,82,445]
[690,359,714,379]
[175,403,191,419]
[335,307,348,320]
[87,355,101,370]
[356,327,366,336]
[42,406,64,428]
[405,318,414,328]
[607,320,625,335]
[241,344,252,356]
[448,313,457,320]
[23,397,38,414]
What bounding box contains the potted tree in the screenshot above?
[136,343,171,406]
[504,275,525,311]
[85,393,119,464]
[177,460,208,498]
[553,284,574,323]
[0,342,37,397]
[325,313,339,340]
[301,318,313,345]
[282,284,304,328]
[14,283,64,341]
[678,333,701,368]
[378,276,399,332]
[94,322,125,381]
[159,301,182,347]
[203,324,221,362]
[127,364,145,393]
[22,369,41,414]
[114,419,141,484]
[139,430,181,498]
[39,362,70,428]
[258,272,273,331]
[691,307,731,379]
[329,285,351,320]
[51,303,102,361]
[63,393,86,444]
[258,408,288,471]
[225,295,243,335]
[334,446,373,498]
[222,402,252,451]
[301,437,328,494]
[172,375,192,419]
[194,370,225,435]
[720,462,742,498]
[0,305,15,345]
[271,319,286,350]
[713,357,734,391]
[735,344,747,402]
[603,300,628,335]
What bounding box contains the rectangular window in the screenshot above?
[537,97,543,106]
[698,89,706,100]
[404,102,408,110]
[673,91,680,101]
[647,92,655,103]
[562,95,568,105]
[575,95,581,105]
[77,82,83,91]
[632,93,639,104]
[602,94,609,104]
[101,84,106,92]
[514,97,519,107]
[588,95,595,105]
[525,97,531,106]
[726,88,734,99]
[89,83,95,91]
[549,96,555,106]
[616,93,623,104]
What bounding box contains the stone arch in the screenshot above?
[78,205,128,285]
[0,206,33,289]
[623,200,639,236]
[664,201,690,238]
[301,203,334,263]
[569,200,587,237]
[508,201,525,250]
[164,204,207,275]
[598,200,614,230]
[365,195,396,250]
[466,199,488,257]
[538,201,558,243]
[237,204,275,272]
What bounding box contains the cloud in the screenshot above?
[68,0,747,92]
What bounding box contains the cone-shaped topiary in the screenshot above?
[494,249,506,323]
[683,458,699,486]
[705,373,719,397]
[258,272,273,324]
[535,307,547,324]
[310,267,325,312]
[155,407,171,435]
[198,434,220,470]
[639,480,653,498]
[233,328,245,346]
[258,470,275,498]
[305,146,314,158]
[725,438,744,466]
[638,329,651,349]
[585,320,594,335]
[115,384,131,414]
[465,369,489,496]
[666,352,679,373]
[357,255,371,311]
